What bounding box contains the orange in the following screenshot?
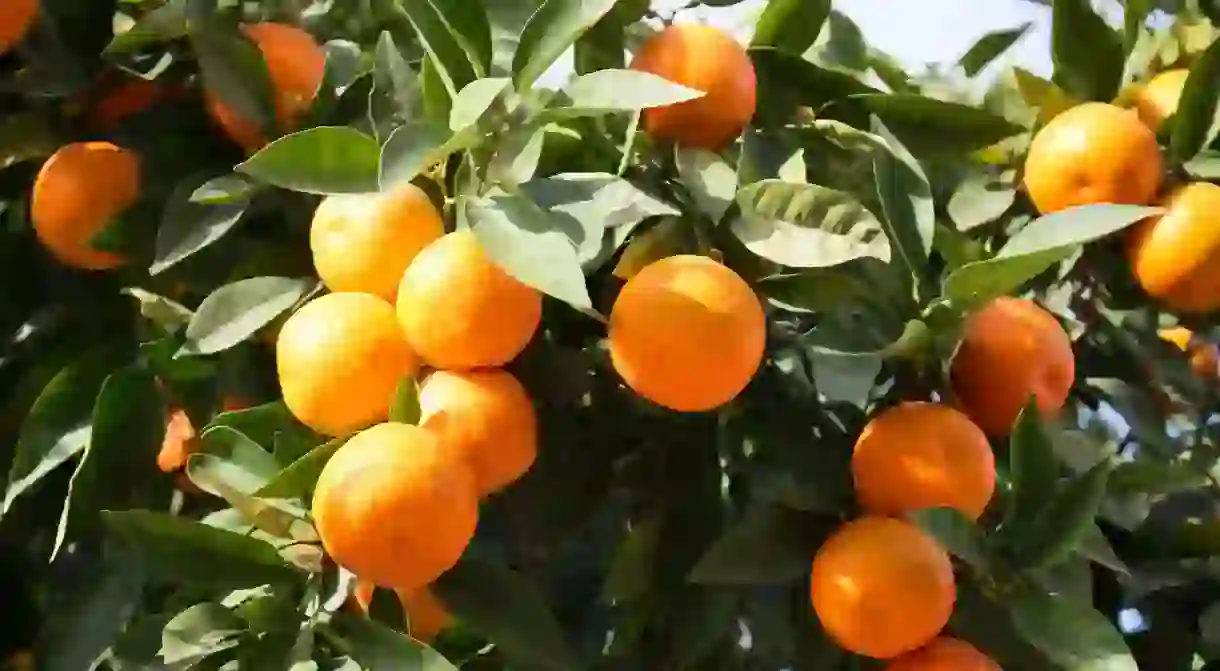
[203,22,325,153]
[311,182,445,302]
[950,297,1075,436]
[1128,69,1190,132]
[31,142,140,270]
[1022,102,1162,214]
[628,23,756,149]
[87,75,183,132]
[276,293,419,437]
[0,0,36,56]
[608,254,765,412]
[1128,182,1220,313]
[157,407,199,473]
[810,516,956,659]
[419,369,538,497]
[396,230,541,370]
[312,422,478,592]
[852,402,996,521]
[1159,326,1220,378]
[352,580,453,643]
[887,637,1001,670]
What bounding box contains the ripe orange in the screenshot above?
[1128,69,1190,132]
[0,0,36,56]
[311,182,445,302]
[396,230,541,370]
[352,580,453,643]
[950,297,1075,436]
[276,293,420,437]
[810,516,956,659]
[419,369,538,497]
[157,407,199,474]
[31,142,140,270]
[312,422,478,592]
[887,637,1001,670]
[87,75,183,132]
[628,23,756,150]
[852,402,996,521]
[1022,102,1162,214]
[1159,326,1220,378]
[203,22,325,153]
[608,254,765,412]
[1127,182,1220,313]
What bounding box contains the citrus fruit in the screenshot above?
[312,422,478,592]
[810,516,956,659]
[1128,182,1220,313]
[887,637,1001,670]
[276,292,419,437]
[87,74,182,132]
[628,23,757,149]
[852,402,996,521]
[352,581,453,643]
[608,254,765,412]
[157,407,199,474]
[203,22,325,153]
[419,369,538,497]
[31,142,140,270]
[396,229,541,370]
[1129,69,1189,132]
[1022,102,1162,214]
[1159,326,1220,378]
[311,182,445,302]
[950,297,1075,436]
[0,0,36,56]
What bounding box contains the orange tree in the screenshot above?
[9,0,1220,669]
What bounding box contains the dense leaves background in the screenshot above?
[6,0,1220,669]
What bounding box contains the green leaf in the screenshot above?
[3,350,122,514]
[237,127,382,195]
[689,504,824,586]
[53,369,165,560]
[870,116,934,288]
[523,172,680,232]
[379,120,478,189]
[906,507,989,574]
[958,23,1034,77]
[751,0,831,56]
[199,425,281,478]
[327,613,458,671]
[750,47,878,113]
[1078,523,1129,575]
[368,31,423,142]
[395,0,484,96]
[948,168,1016,231]
[434,554,577,670]
[1000,402,1063,541]
[159,603,246,665]
[191,21,276,140]
[513,0,620,89]
[103,510,300,589]
[257,438,346,502]
[732,180,890,268]
[602,512,662,603]
[35,557,144,671]
[187,454,315,541]
[106,0,188,55]
[466,192,594,311]
[190,174,261,206]
[151,174,251,275]
[1010,589,1137,669]
[858,94,1025,155]
[206,401,320,458]
[449,77,512,130]
[574,2,629,75]
[1013,458,1115,572]
[942,205,1160,307]
[1050,0,1124,102]
[179,277,312,357]
[676,148,738,222]
[1168,38,1220,163]
[558,69,705,116]
[124,288,194,333]
[487,122,548,188]
[389,377,422,425]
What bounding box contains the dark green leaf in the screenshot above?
[434,554,577,670]
[395,0,483,96]
[513,0,620,89]
[379,120,478,189]
[1010,589,1137,669]
[750,47,878,113]
[190,174,261,206]
[751,0,831,56]
[858,94,1025,155]
[1078,524,1129,575]
[574,3,628,74]
[206,401,320,457]
[602,513,662,602]
[959,23,1034,77]
[106,0,188,54]
[487,123,548,188]
[689,504,821,585]
[327,613,458,671]
[1013,458,1115,571]
[732,180,890,268]
[257,438,346,502]
[179,277,312,357]
[152,174,251,275]
[906,507,989,574]
[368,31,423,142]
[389,377,421,425]
[103,510,300,589]
[160,603,246,665]
[191,21,276,140]
[870,116,933,287]
[36,557,144,671]
[1000,402,1063,541]
[237,127,382,195]
[1050,0,1124,101]
[1168,38,1220,163]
